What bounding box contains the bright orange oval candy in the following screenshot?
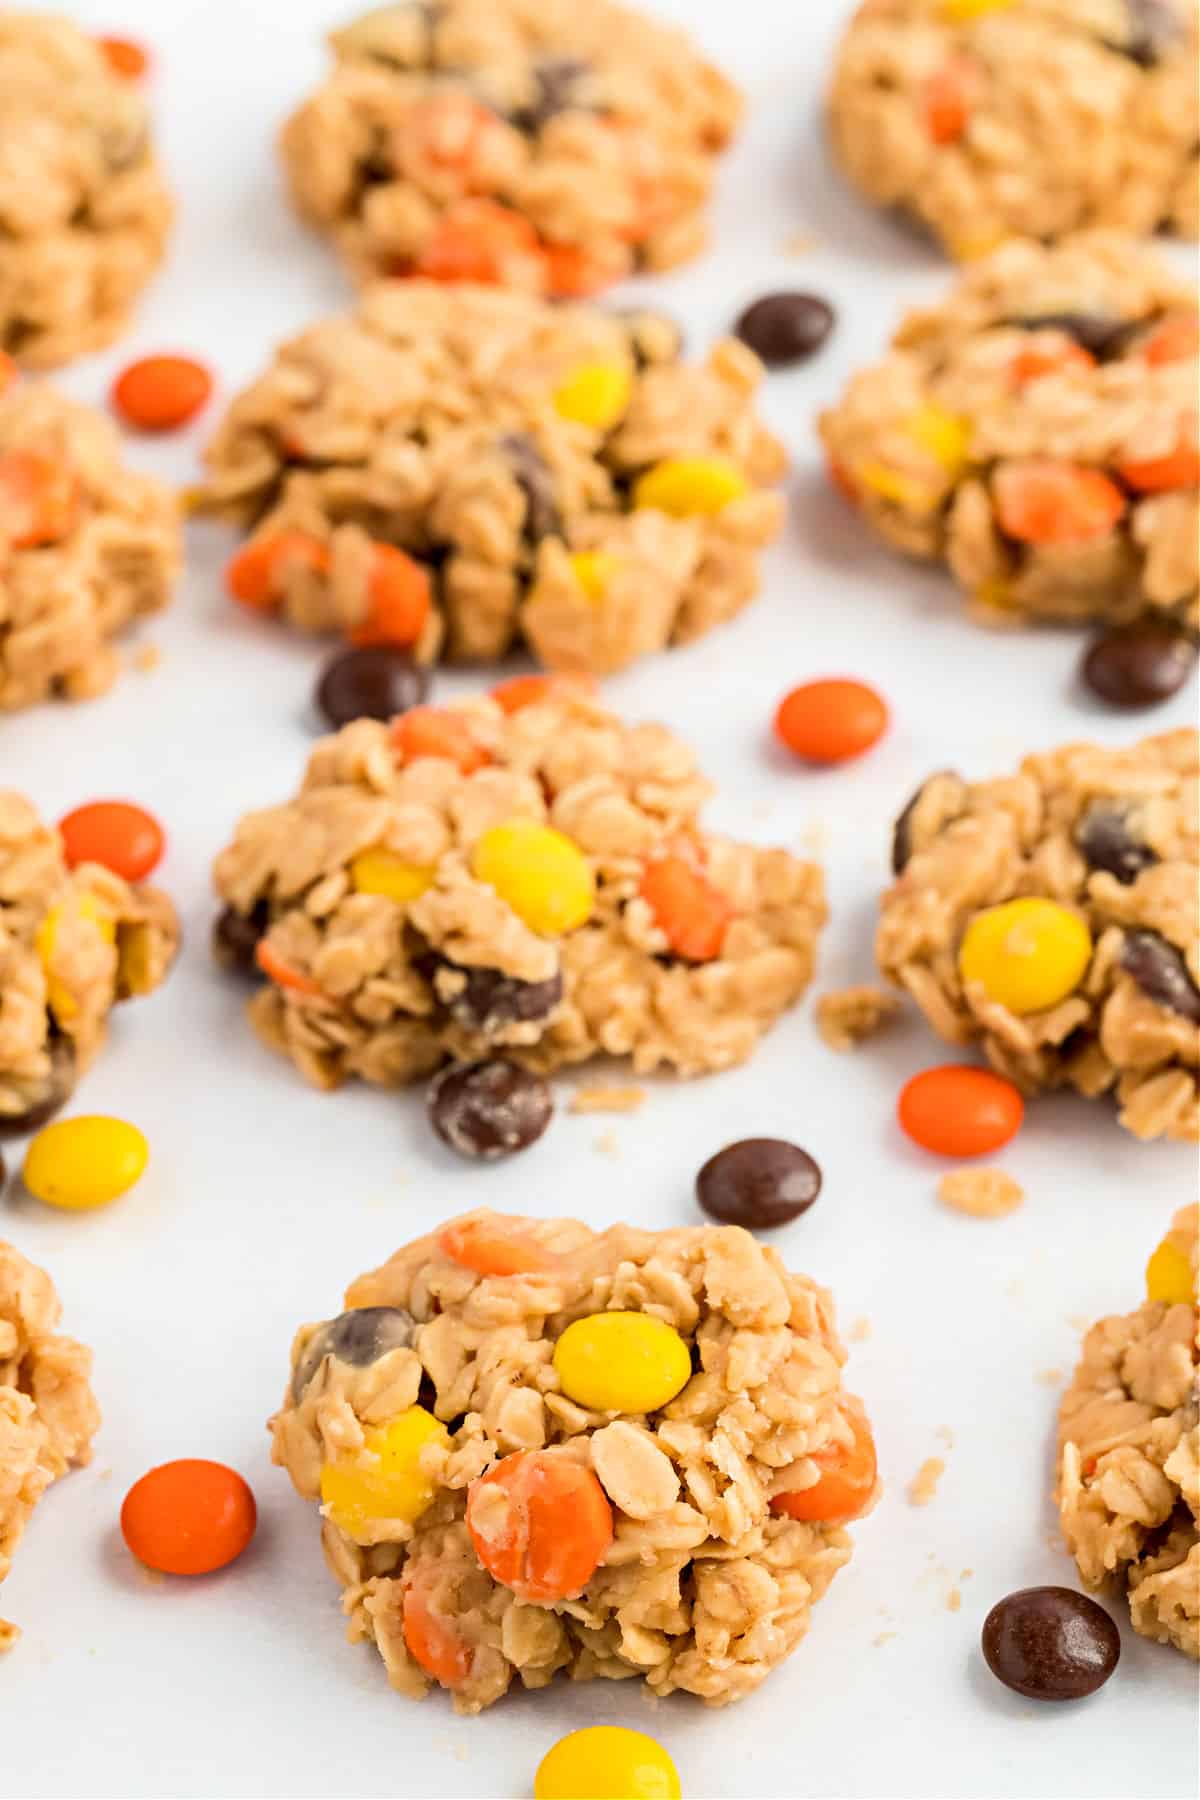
[466,1449,613,1603]
[227,532,330,612]
[0,451,80,548]
[120,1458,256,1575]
[771,1403,877,1525]
[402,1579,474,1688]
[774,679,889,764]
[490,672,598,714]
[112,355,213,432]
[58,801,164,881]
[349,545,431,648]
[438,1216,560,1277]
[97,34,148,78]
[897,1064,1024,1157]
[389,707,490,773]
[639,855,733,962]
[992,461,1125,545]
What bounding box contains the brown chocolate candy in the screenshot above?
[418,953,564,1034]
[734,292,835,367]
[0,1039,76,1138]
[1081,623,1196,709]
[696,1138,822,1229]
[213,902,269,976]
[982,1587,1120,1700]
[1121,930,1200,1023]
[291,1305,417,1401]
[315,645,430,730]
[428,1060,553,1160]
[1074,802,1158,885]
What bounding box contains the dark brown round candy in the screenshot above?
[315,645,430,730]
[213,901,268,976]
[0,1040,76,1138]
[734,293,835,367]
[1081,623,1196,709]
[982,1587,1120,1701]
[696,1138,821,1229]
[428,1060,553,1160]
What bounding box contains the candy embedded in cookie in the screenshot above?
[819,234,1199,635]
[278,0,741,294]
[0,1240,100,1650]
[0,380,181,709]
[211,687,826,1090]
[0,14,172,365]
[0,792,179,1130]
[1056,1205,1198,1658]
[271,1210,878,1711]
[877,729,1199,1142]
[201,282,786,676]
[827,1,1198,257]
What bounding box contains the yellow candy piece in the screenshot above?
[23,1116,148,1212]
[350,848,433,904]
[320,1406,448,1544]
[1145,1238,1195,1307]
[35,893,115,1021]
[471,822,594,936]
[853,461,940,513]
[905,406,970,475]
[535,1727,681,1800]
[553,362,632,431]
[553,1311,692,1414]
[943,0,1014,20]
[567,551,620,603]
[959,897,1092,1015]
[633,456,749,518]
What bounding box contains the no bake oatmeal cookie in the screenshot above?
[272,1210,878,1711]
[202,282,786,675]
[819,234,1199,630]
[0,377,181,709]
[828,0,1198,258]
[212,685,825,1089]
[0,12,172,366]
[1057,1205,1198,1658]
[0,1240,99,1650]
[0,790,178,1128]
[820,235,1194,633]
[279,0,741,295]
[878,728,1199,1141]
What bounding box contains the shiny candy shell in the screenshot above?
[23,1115,148,1211]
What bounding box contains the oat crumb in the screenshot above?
[1036,1367,1063,1387]
[783,230,817,255]
[593,1131,620,1157]
[1067,1313,1091,1333]
[816,984,899,1052]
[873,1630,897,1647]
[132,642,161,673]
[798,820,829,856]
[946,1587,962,1613]
[938,1166,1025,1219]
[848,1315,872,1343]
[936,1424,955,1448]
[569,1085,647,1116]
[960,1568,974,1581]
[907,1457,945,1507]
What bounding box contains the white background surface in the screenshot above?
[2,3,1197,1796]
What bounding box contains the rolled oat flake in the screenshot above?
[429,1059,554,1159]
[982,1587,1120,1700]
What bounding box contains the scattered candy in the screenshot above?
[96,34,148,78]
[981,1587,1120,1701]
[734,292,834,367]
[438,1215,560,1277]
[771,1402,878,1524]
[466,1448,613,1602]
[958,897,1092,1014]
[922,59,973,144]
[490,672,597,714]
[23,1115,147,1211]
[535,1728,681,1800]
[568,550,620,603]
[227,531,330,612]
[255,940,321,996]
[348,545,431,649]
[696,1138,821,1228]
[774,678,889,764]
[1081,622,1196,709]
[639,854,733,962]
[633,455,748,517]
[320,1406,448,1542]
[291,1306,416,1402]
[402,1578,473,1689]
[390,706,490,774]
[57,801,164,881]
[111,355,212,432]
[35,893,114,1022]
[0,1043,75,1138]
[897,1065,1024,1157]
[1145,1231,1196,1306]
[121,1459,257,1575]
[471,822,594,935]
[553,1312,691,1413]
[1120,930,1200,1023]
[428,1060,553,1160]
[315,644,429,729]
[553,362,632,430]
[991,461,1125,546]
[0,451,80,548]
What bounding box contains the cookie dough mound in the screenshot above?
[819,234,1198,630]
[0,790,179,1127]
[1057,1206,1198,1658]
[279,0,741,293]
[828,0,1198,258]
[213,687,826,1088]
[202,283,786,675]
[272,1210,877,1711]
[0,1240,100,1649]
[0,379,181,708]
[0,13,172,365]
[878,728,1199,1141]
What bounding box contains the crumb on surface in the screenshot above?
[907,1457,945,1507]
[593,1130,620,1157]
[816,984,900,1053]
[1036,1367,1063,1386]
[569,1085,647,1116]
[783,230,817,255]
[946,1587,962,1613]
[132,642,161,673]
[936,1424,955,1448]
[848,1315,872,1343]
[938,1166,1024,1219]
[873,1630,897,1647]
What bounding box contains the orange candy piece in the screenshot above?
[992,460,1125,545]
[466,1449,613,1604]
[0,351,15,395]
[771,1403,877,1526]
[0,451,80,548]
[402,1579,474,1688]
[413,200,546,289]
[490,672,598,714]
[1117,441,1200,494]
[120,1458,256,1575]
[774,678,889,765]
[112,355,213,432]
[640,854,734,963]
[542,240,626,299]
[897,1064,1024,1157]
[350,545,431,648]
[1009,342,1096,386]
[438,1216,561,1278]
[58,801,164,882]
[97,34,148,78]
[255,940,322,997]
[226,531,331,612]
[390,706,491,773]
[1141,313,1199,367]
[923,60,973,145]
